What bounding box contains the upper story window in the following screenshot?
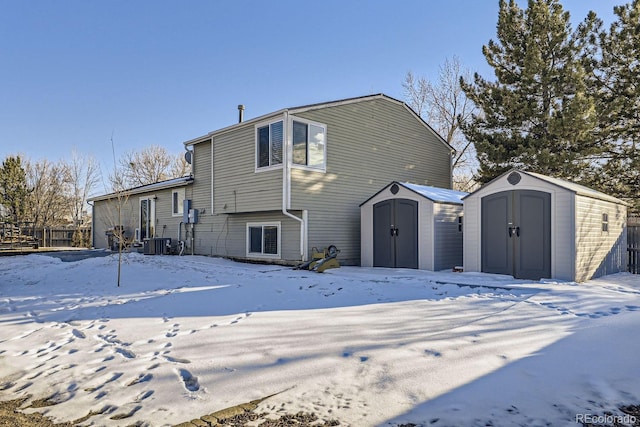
[256,121,283,169]
[292,120,326,170]
[255,117,326,172]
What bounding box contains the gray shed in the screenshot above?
[463,170,628,282]
[360,182,467,270]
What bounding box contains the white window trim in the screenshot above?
[246,221,281,259]
[255,119,285,172]
[289,116,327,173]
[172,188,186,217]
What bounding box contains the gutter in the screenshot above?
[281,110,308,262]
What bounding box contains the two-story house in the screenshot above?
[91,94,454,265]
[182,94,452,265]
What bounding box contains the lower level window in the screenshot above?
[247,222,281,258]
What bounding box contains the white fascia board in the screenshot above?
[89,178,193,202]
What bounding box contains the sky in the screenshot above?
[0,0,619,193]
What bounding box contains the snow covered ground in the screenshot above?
[0,252,639,427]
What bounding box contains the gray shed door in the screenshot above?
[373,199,418,269]
[481,190,551,280]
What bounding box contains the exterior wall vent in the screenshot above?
[507,172,521,185]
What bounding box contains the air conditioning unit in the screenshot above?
[143,238,171,255]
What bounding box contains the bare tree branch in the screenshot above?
[403,57,479,192]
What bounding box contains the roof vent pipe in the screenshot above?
[238,104,245,123]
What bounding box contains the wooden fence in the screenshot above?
[29,227,91,248]
[629,220,639,274]
[1,224,91,249]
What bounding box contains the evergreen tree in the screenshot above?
[581,1,640,212]
[461,0,599,184]
[0,156,30,224]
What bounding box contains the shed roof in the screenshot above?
[401,182,468,204]
[88,176,193,202]
[525,171,627,205]
[462,169,627,205]
[360,181,467,206]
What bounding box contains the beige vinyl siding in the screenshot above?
[92,186,190,249]
[152,188,186,244]
[212,122,283,215]
[192,141,212,214]
[92,197,136,249]
[192,211,302,262]
[291,98,452,264]
[575,196,627,281]
[433,204,464,271]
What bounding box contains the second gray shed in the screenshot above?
[463,169,628,282]
[360,182,467,270]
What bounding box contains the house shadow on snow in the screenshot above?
[379,307,640,427]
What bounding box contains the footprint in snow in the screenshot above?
[177,369,199,392]
[15,382,33,392]
[230,313,252,324]
[115,348,136,359]
[136,390,154,402]
[165,355,191,364]
[71,329,86,339]
[127,373,153,386]
[626,305,640,311]
[165,323,180,337]
[110,405,142,421]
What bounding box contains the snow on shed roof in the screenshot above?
[360,182,467,206]
[400,182,468,204]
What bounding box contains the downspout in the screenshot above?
[211,137,215,215]
[450,149,455,189]
[281,111,308,261]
